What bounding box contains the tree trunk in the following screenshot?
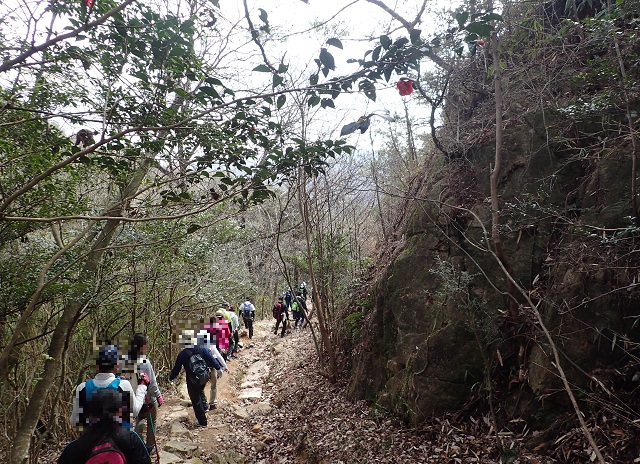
[9,164,149,464]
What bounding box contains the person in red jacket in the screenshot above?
[272,296,287,337]
[205,311,231,360]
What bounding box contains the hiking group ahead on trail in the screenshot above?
[59,291,309,463]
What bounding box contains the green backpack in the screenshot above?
[292,301,299,312]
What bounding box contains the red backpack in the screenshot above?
[272,302,284,320]
[86,439,126,464]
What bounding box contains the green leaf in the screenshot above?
[327,38,343,49]
[258,8,268,23]
[380,35,391,49]
[308,95,320,107]
[455,11,469,27]
[309,74,319,85]
[205,76,223,86]
[394,37,409,47]
[319,48,335,71]
[409,29,421,44]
[277,62,289,73]
[199,86,220,99]
[372,45,382,62]
[465,21,494,36]
[320,98,335,109]
[186,223,202,234]
[273,74,284,87]
[277,94,286,109]
[253,64,272,72]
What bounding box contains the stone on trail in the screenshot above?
[252,423,262,433]
[158,449,182,464]
[169,420,191,438]
[164,407,189,422]
[245,402,272,415]
[238,387,262,399]
[233,407,250,419]
[164,440,200,457]
[210,450,247,464]
[240,380,260,389]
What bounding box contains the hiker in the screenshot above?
[127,333,163,456]
[168,329,221,427]
[284,289,293,311]
[209,309,232,360]
[299,282,308,300]
[272,295,287,337]
[197,330,228,410]
[239,296,256,339]
[59,388,151,464]
[71,345,149,432]
[227,303,241,357]
[294,291,307,328]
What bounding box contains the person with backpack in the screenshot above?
[196,330,227,410]
[71,345,149,432]
[59,388,151,464]
[126,333,163,456]
[168,329,221,427]
[284,289,293,311]
[207,310,232,361]
[294,291,307,329]
[226,304,241,357]
[239,296,256,339]
[272,295,287,337]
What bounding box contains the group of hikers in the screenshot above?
[59,291,308,463]
[272,286,309,337]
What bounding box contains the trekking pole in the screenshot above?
[145,396,161,464]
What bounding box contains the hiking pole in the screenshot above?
[145,396,161,464]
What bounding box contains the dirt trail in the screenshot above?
[153,318,296,463]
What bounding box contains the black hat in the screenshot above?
[97,345,119,368]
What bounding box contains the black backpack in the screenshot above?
[187,348,210,387]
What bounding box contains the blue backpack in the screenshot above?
[84,378,121,400]
[84,378,131,429]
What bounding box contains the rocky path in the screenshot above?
[152,319,299,464]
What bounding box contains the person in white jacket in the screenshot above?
[70,344,148,432]
[127,333,163,455]
[197,330,227,409]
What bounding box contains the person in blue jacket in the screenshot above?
[169,329,221,427]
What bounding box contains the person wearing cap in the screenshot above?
[70,344,149,432]
[196,330,227,410]
[239,296,256,339]
[169,329,221,427]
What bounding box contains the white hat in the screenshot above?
[196,330,210,346]
[179,329,196,347]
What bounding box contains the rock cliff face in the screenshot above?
[343,3,640,426]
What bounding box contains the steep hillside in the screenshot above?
[340,1,640,459]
